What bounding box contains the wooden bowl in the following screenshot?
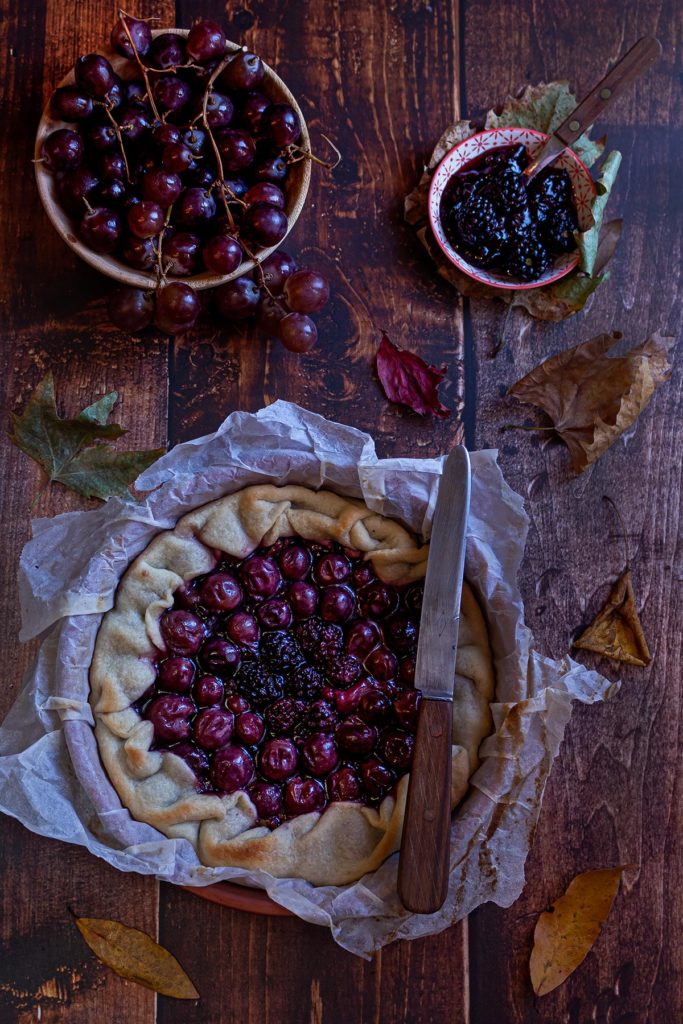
[428,127,596,291]
[34,29,311,291]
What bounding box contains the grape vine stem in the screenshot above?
[117,10,162,122]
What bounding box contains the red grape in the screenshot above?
[42,129,84,171]
[280,313,318,352]
[50,87,93,122]
[149,32,186,70]
[75,54,115,98]
[219,51,264,91]
[127,200,164,239]
[242,202,288,246]
[216,129,256,172]
[79,206,121,252]
[260,251,297,293]
[215,277,261,320]
[244,183,285,209]
[284,270,330,313]
[163,232,201,276]
[177,187,217,226]
[264,103,301,147]
[107,287,154,331]
[186,20,226,63]
[241,92,270,133]
[155,282,201,333]
[143,169,182,206]
[202,235,242,275]
[110,15,152,59]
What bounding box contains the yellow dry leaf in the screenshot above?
[530,867,626,996]
[574,568,651,667]
[508,331,674,472]
[74,916,199,1000]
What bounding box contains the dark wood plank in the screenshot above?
[169,0,466,452]
[160,2,469,1022]
[461,1,682,1021]
[0,1,173,1021]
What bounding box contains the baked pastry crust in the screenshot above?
[90,485,494,886]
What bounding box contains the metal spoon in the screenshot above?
[524,36,662,182]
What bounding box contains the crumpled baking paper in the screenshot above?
[0,401,617,958]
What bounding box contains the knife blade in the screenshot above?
[397,446,471,914]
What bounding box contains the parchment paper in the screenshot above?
[0,401,617,958]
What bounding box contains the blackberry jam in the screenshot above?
[439,144,579,282]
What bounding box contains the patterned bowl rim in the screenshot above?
[427,127,596,291]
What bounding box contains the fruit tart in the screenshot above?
[90,485,494,886]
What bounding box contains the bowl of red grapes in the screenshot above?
[428,127,597,289]
[35,18,313,296]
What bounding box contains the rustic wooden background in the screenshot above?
[1,0,680,1021]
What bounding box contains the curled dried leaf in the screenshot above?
[74,916,199,1000]
[508,331,675,471]
[530,867,627,996]
[574,569,651,667]
[376,333,450,418]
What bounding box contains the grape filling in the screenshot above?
[137,535,423,826]
[439,144,579,281]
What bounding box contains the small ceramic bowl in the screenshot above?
[428,127,596,291]
[34,29,311,291]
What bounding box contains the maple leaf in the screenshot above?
[74,915,199,999]
[530,867,627,996]
[376,334,450,418]
[9,373,165,501]
[507,331,674,472]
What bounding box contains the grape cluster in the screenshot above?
[41,15,331,346]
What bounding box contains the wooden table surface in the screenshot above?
[1,1,680,1021]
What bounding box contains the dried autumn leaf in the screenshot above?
[9,372,165,501]
[577,150,622,275]
[508,331,674,471]
[574,569,651,666]
[485,81,605,168]
[74,916,199,1000]
[530,867,626,996]
[376,333,450,418]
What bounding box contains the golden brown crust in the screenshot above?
[90,485,494,885]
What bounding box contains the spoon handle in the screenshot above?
[554,35,662,149]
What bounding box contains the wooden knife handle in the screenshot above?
[398,698,453,914]
[554,36,661,149]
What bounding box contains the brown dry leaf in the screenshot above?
[574,569,651,666]
[530,867,626,996]
[508,331,675,472]
[74,916,199,1000]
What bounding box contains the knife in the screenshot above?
[398,446,471,914]
[523,36,661,182]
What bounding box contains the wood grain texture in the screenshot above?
[0,1,171,1021]
[462,1,682,1021]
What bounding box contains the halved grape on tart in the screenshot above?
[90,486,494,885]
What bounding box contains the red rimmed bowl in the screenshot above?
[428,127,596,291]
[34,29,311,291]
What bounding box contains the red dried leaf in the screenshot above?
[376,334,450,418]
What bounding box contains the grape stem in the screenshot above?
[99,101,131,183]
[199,55,237,231]
[155,202,175,284]
[284,134,341,170]
[117,9,162,122]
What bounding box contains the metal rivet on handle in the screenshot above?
[600,87,612,99]
[424,809,436,822]
[569,119,581,132]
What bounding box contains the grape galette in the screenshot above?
[90,485,494,885]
